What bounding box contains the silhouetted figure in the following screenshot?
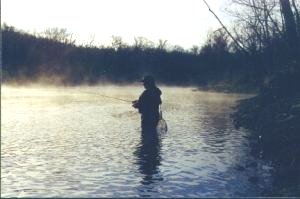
[132,76,163,194]
[133,75,162,133]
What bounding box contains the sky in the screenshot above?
[2,0,230,49]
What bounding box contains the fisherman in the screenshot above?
[132,75,162,133]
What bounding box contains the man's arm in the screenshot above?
[132,92,146,113]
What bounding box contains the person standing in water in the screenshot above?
[132,75,162,133]
[133,76,164,188]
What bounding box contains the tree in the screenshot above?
[171,45,185,53]
[134,37,155,50]
[157,39,168,51]
[201,29,230,54]
[190,45,200,55]
[111,36,127,51]
[291,0,300,37]
[226,0,283,52]
[42,28,75,44]
[279,0,299,57]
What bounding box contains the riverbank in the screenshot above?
[232,65,300,196]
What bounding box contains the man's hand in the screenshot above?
[132,100,139,108]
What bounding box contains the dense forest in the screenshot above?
[2,24,257,91]
[2,0,300,196]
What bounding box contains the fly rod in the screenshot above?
[80,91,132,103]
[97,94,132,103]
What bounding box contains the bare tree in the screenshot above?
[134,37,155,50]
[42,28,75,44]
[157,39,168,50]
[203,0,247,53]
[226,0,284,52]
[171,45,185,53]
[111,36,127,51]
[190,45,200,55]
[84,34,96,48]
[201,28,230,54]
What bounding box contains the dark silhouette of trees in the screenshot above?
[226,0,300,195]
[1,0,299,90]
[2,24,252,88]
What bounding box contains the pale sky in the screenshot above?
[2,0,230,49]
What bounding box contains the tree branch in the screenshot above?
[202,0,248,54]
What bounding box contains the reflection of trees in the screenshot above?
[200,101,234,151]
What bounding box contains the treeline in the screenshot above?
[1,1,299,89]
[0,24,268,90]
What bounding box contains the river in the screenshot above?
[1,85,273,197]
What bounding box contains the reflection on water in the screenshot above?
[134,128,163,197]
[1,85,272,197]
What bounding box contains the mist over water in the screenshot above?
[1,85,272,197]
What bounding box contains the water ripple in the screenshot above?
[1,86,272,197]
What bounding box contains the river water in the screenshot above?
[1,85,273,197]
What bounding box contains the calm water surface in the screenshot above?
[1,85,273,197]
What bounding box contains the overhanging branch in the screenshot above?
[202,0,249,54]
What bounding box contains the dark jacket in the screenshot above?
[137,87,162,122]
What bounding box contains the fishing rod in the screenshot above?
[97,94,132,103]
[81,90,168,133]
[80,91,133,103]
